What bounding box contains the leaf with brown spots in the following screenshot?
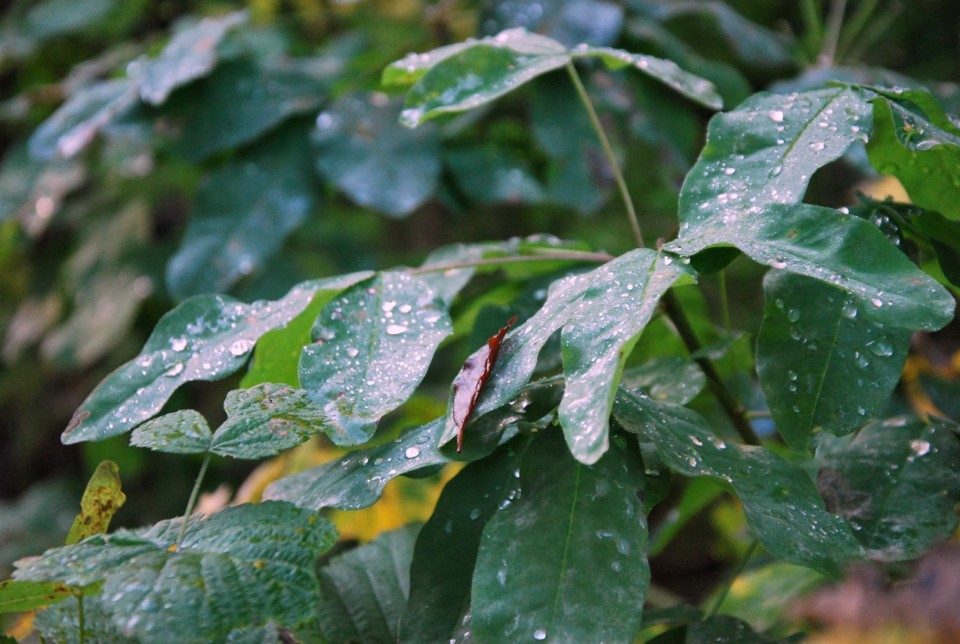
[0,580,74,614]
[65,461,126,545]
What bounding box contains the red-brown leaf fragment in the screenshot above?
[452,316,517,452]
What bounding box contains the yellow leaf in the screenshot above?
[65,460,125,545]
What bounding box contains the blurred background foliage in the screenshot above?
[1,0,958,612]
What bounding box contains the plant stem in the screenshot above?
[718,271,731,331]
[77,592,86,644]
[707,539,759,618]
[661,291,761,446]
[176,452,211,551]
[818,0,848,66]
[565,61,645,248]
[407,250,615,275]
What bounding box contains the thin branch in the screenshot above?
[176,452,211,551]
[565,61,646,248]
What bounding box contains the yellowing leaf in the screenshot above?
[65,460,125,545]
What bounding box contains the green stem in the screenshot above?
[707,540,759,618]
[407,250,615,275]
[176,452,211,551]
[565,61,645,248]
[661,291,761,446]
[818,0,848,66]
[718,271,731,331]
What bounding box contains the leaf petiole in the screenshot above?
[176,452,212,551]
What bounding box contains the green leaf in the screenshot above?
[388,28,719,126]
[299,272,452,445]
[15,502,337,641]
[684,615,775,643]
[314,93,441,217]
[133,11,247,105]
[0,579,74,614]
[670,203,954,331]
[613,389,864,575]
[401,443,526,643]
[648,477,724,555]
[559,250,693,463]
[66,460,126,545]
[816,418,960,560]
[442,249,689,463]
[240,293,328,389]
[264,419,448,511]
[211,383,332,459]
[166,122,315,299]
[866,89,960,220]
[163,58,324,162]
[315,525,419,643]
[674,86,871,234]
[29,79,139,160]
[63,272,372,444]
[621,357,706,406]
[757,271,911,451]
[0,140,84,225]
[130,409,213,454]
[33,591,123,643]
[471,430,649,642]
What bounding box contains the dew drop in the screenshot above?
[164,363,184,377]
[170,337,188,352]
[866,340,894,357]
[385,324,409,335]
[910,439,931,456]
[768,110,785,122]
[229,339,254,357]
[469,508,482,520]
[841,298,858,319]
[809,141,826,151]
[533,629,547,641]
[404,446,421,459]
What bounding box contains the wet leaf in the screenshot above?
[444,142,545,205]
[264,419,448,511]
[62,272,372,444]
[613,389,864,575]
[621,357,706,406]
[163,58,324,162]
[314,93,441,217]
[0,140,85,229]
[29,79,139,160]
[866,88,960,220]
[479,0,624,48]
[166,122,315,299]
[0,579,74,614]
[66,460,126,545]
[386,28,720,126]
[559,250,694,463]
[471,430,648,642]
[315,525,419,643]
[133,11,246,105]
[816,417,960,560]
[401,443,526,643]
[15,502,337,642]
[240,294,328,389]
[757,271,911,451]
[299,272,452,445]
[130,410,213,454]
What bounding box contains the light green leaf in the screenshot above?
[315,525,419,643]
[866,88,960,220]
[29,79,139,160]
[670,203,954,331]
[63,272,372,444]
[264,419,448,511]
[314,93,441,217]
[389,28,719,126]
[166,122,315,299]
[471,430,648,642]
[299,272,452,445]
[560,250,693,463]
[817,418,960,560]
[401,443,526,643]
[0,579,74,614]
[613,389,864,575]
[131,409,212,454]
[240,293,327,389]
[133,11,246,105]
[757,271,911,451]
[15,502,336,641]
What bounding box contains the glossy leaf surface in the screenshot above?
[315,525,419,642]
[613,389,863,575]
[388,28,719,126]
[757,271,910,451]
[314,94,441,217]
[401,443,526,643]
[166,123,315,299]
[15,502,337,641]
[471,430,648,642]
[559,249,693,463]
[63,273,371,444]
[265,419,448,511]
[299,272,452,445]
[817,418,960,560]
[867,89,960,220]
